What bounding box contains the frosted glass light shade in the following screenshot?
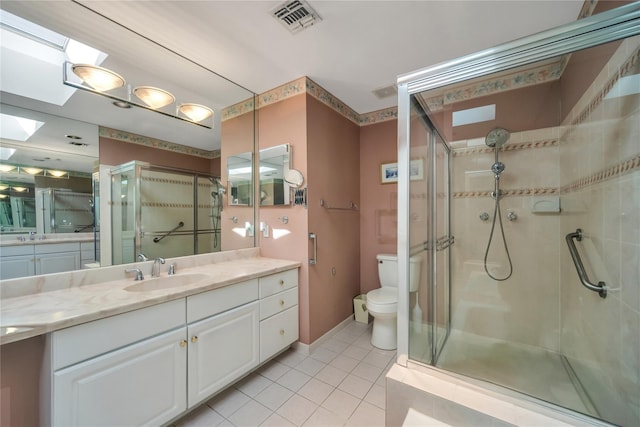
[134,86,175,109]
[0,164,16,172]
[22,167,43,175]
[47,170,68,178]
[179,103,213,122]
[72,64,125,92]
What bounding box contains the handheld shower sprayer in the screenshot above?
[483,127,513,281]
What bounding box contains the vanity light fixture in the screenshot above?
[46,170,69,178]
[133,86,175,109]
[71,64,125,92]
[21,167,43,175]
[0,184,8,191]
[0,164,17,173]
[178,103,213,123]
[12,186,28,192]
[0,194,7,199]
[63,61,214,129]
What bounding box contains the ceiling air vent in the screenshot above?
[372,84,397,99]
[271,0,322,34]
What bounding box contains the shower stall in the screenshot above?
[110,161,222,264]
[397,3,640,426]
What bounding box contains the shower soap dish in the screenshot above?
[530,196,560,213]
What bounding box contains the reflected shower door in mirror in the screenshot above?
[110,161,222,264]
[259,144,291,206]
[0,2,256,278]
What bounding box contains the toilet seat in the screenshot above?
[367,288,397,314]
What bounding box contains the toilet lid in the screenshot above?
[367,288,397,305]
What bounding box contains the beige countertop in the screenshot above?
[0,233,95,247]
[0,250,300,345]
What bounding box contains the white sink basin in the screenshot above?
[124,273,211,292]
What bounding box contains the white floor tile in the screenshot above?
[315,365,349,387]
[320,337,350,354]
[207,387,251,418]
[174,404,225,427]
[277,348,307,368]
[351,361,384,383]
[363,349,395,369]
[330,354,360,373]
[338,374,374,399]
[259,360,291,381]
[297,378,335,405]
[321,389,360,419]
[342,345,370,361]
[255,382,294,411]
[227,399,272,427]
[309,347,338,363]
[235,373,273,398]
[276,394,318,426]
[277,368,312,392]
[302,406,348,427]
[345,401,385,427]
[295,357,326,376]
[364,384,386,409]
[261,412,297,427]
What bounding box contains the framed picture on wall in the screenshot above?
[380,159,424,184]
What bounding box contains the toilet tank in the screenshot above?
[377,254,422,291]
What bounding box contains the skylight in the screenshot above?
[452,104,496,127]
[0,113,45,142]
[604,74,640,100]
[0,147,17,161]
[0,9,68,49]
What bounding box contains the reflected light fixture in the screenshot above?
[134,86,175,109]
[47,170,68,178]
[0,194,7,199]
[0,184,8,191]
[179,103,213,123]
[72,64,125,92]
[0,164,17,172]
[12,186,28,192]
[22,167,43,175]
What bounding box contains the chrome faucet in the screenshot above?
[152,257,165,277]
[125,267,144,281]
[138,253,149,262]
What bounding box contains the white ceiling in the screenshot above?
[0,0,585,165]
[74,0,585,114]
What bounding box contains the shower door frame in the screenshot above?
[395,1,640,365]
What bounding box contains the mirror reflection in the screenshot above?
[259,144,291,206]
[0,3,256,279]
[227,153,253,206]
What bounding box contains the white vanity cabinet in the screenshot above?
[259,269,299,362]
[42,267,299,426]
[0,242,83,279]
[48,300,187,427]
[186,279,259,407]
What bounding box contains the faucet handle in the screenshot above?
[138,253,148,262]
[168,263,176,275]
[125,268,144,281]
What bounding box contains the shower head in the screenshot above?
[485,127,510,148]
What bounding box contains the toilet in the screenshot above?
[366,254,421,350]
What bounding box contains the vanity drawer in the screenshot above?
[187,279,258,323]
[0,245,34,256]
[35,242,79,254]
[52,299,185,370]
[260,287,298,320]
[259,269,297,298]
[259,305,298,362]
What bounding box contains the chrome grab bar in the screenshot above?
[565,229,607,299]
[153,221,185,243]
[309,233,317,265]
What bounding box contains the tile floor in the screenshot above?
[173,320,392,427]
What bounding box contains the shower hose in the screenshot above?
[483,182,513,281]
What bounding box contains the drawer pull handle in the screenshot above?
[279,279,285,286]
[180,340,187,348]
[280,299,285,306]
[280,329,285,336]
[191,336,198,343]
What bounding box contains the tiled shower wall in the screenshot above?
[558,36,640,426]
[450,127,562,351]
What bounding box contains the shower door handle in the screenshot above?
[309,232,317,265]
[565,229,607,298]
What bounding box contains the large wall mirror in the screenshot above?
[0,1,256,278]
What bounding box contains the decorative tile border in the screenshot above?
[561,154,640,194]
[452,139,558,157]
[222,77,397,126]
[141,202,194,208]
[100,127,220,159]
[453,187,559,199]
[142,176,193,186]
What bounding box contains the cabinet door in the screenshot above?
[53,328,187,427]
[0,255,34,279]
[36,252,80,275]
[188,301,259,408]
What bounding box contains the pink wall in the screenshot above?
[306,96,361,343]
[359,119,398,293]
[257,94,311,343]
